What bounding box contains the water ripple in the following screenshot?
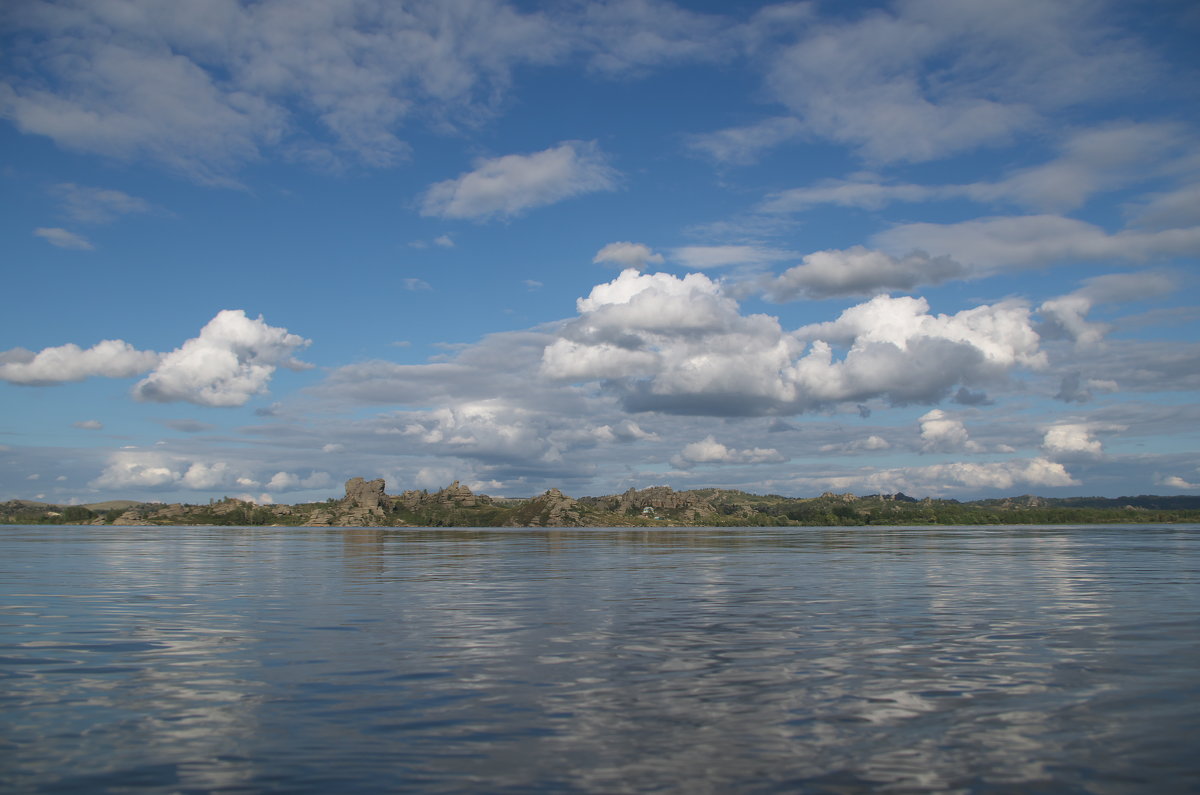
[1,524,1198,793]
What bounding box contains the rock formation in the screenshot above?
[506,488,582,526]
[339,477,389,526]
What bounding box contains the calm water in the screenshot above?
[2,525,1198,794]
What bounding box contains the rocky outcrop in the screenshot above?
[506,488,582,526]
[397,481,492,511]
[338,477,388,526]
[112,508,154,526]
[344,478,386,510]
[615,486,713,513]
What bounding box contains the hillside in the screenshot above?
[4,478,1200,527]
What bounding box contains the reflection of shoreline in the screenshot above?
[6,525,1196,793]
[335,524,1137,555]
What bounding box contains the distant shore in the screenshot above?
[4,478,1200,528]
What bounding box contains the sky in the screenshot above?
[2,0,1199,505]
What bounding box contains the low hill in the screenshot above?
[3,479,1200,527]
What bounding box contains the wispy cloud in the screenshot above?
[33,227,94,250]
[52,183,154,224]
[420,141,618,220]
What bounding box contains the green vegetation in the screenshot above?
[3,489,1199,528]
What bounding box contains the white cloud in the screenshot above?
[542,270,1045,416]
[1128,183,1200,230]
[686,116,804,164]
[93,451,182,489]
[760,178,937,213]
[433,235,455,248]
[1038,271,1175,347]
[820,435,891,454]
[420,141,617,220]
[1162,475,1199,490]
[133,310,310,407]
[0,339,159,386]
[73,420,104,430]
[266,471,331,492]
[792,457,1079,496]
[593,241,664,270]
[673,435,785,468]
[760,123,1196,215]
[33,227,94,250]
[919,409,982,453]
[759,0,1154,163]
[576,0,730,74]
[875,215,1200,273]
[1,0,566,182]
[1041,424,1116,458]
[52,183,153,224]
[91,450,330,494]
[389,401,563,465]
[181,461,235,490]
[401,278,432,291]
[267,473,297,492]
[760,246,966,300]
[978,122,1195,213]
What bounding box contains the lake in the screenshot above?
[2,524,1198,793]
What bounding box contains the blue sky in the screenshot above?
[2,0,1199,505]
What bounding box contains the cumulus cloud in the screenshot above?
[420,141,618,220]
[760,246,966,300]
[0,339,159,386]
[133,310,310,407]
[919,409,982,453]
[1038,271,1175,347]
[92,451,182,489]
[91,450,329,494]
[792,457,1078,496]
[593,241,664,270]
[672,435,786,468]
[181,461,236,490]
[386,401,566,466]
[1161,475,1199,490]
[265,471,332,492]
[542,270,1045,416]
[33,227,94,250]
[1041,423,1123,459]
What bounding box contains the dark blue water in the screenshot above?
[2,525,1198,793]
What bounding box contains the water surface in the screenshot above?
[2,524,1198,792]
